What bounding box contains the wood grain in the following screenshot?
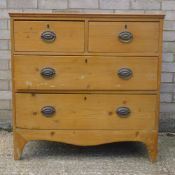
[14,129,158,161]
[14,56,158,91]
[10,13,164,161]
[14,21,85,52]
[89,22,159,53]
[15,93,157,130]
[9,13,165,19]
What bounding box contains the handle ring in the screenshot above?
[118,31,133,43]
[116,107,131,118]
[118,68,133,80]
[41,106,56,117]
[41,31,56,42]
[40,67,56,79]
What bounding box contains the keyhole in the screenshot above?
[84,96,87,101]
[124,24,127,29]
[31,93,36,96]
[47,24,50,29]
[85,59,88,64]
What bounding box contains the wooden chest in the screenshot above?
[10,13,164,161]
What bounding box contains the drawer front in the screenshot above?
[14,56,158,91]
[89,22,159,53]
[15,93,157,130]
[14,21,84,52]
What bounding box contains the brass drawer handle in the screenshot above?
[118,68,133,80]
[118,31,133,43]
[40,67,56,79]
[116,107,130,117]
[41,106,56,117]
[41,31,56,42]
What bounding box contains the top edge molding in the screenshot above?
[9,13,165,19]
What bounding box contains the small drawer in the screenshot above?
[15,93,157,130]
[14,20,85,53]
[14,55,158,91]
[88,22,159,53]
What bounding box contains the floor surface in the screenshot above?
[0,131,175,175]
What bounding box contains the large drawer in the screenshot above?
[14,56,158,91]
[13,20,85,53]
[88,22,159,53]
[15,93,157,130]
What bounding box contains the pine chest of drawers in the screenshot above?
[10,13,164,161]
